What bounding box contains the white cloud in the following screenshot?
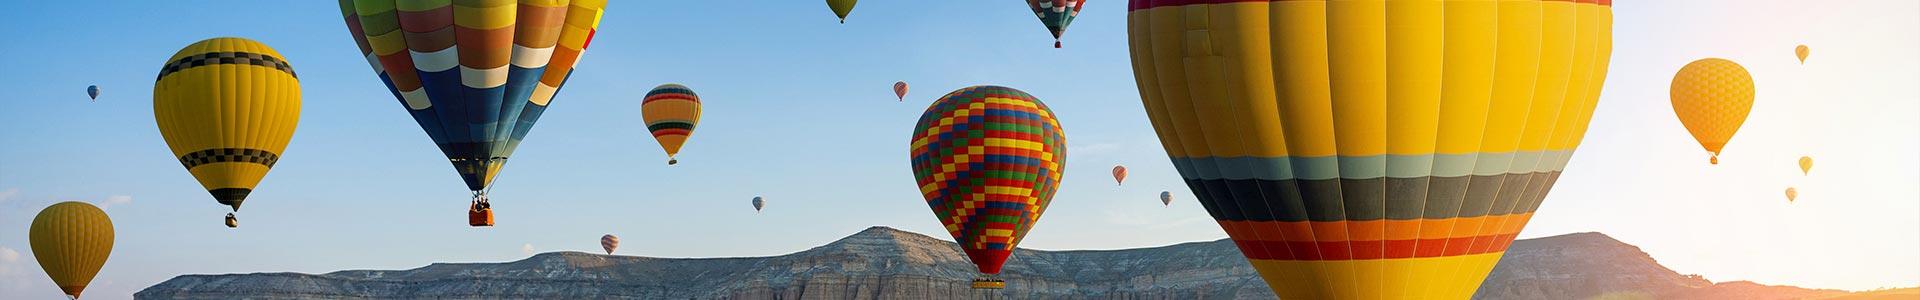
[521,244,535,255]
[0,188,18,204]
[101,195,133,208]
[0,247,17,263]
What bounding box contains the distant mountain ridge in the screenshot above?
[136,226,1856,299]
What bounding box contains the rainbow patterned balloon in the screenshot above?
[908,86,1066,278]
[339,0,606,202]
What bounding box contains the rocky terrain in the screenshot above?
[137,226,1858,299]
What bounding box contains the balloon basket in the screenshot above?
[468,206,494,227]
[970,278,1005,289]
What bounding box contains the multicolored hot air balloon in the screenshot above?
[339,1,607,226]
[1025,0,1086,48]
[154,37,301,227]
[1128,1,1614,298]
[1671,58,1755,165]
[86,85,99,101]
[1159,190,1172,206]
[893,81,909,102]
[30,201,114,299]
[910,85,1066,290]
[827,0,856,24]
[1795,45,1810,64]
[1111,165,1127,185]
[1786,187,1799,202]
[752,196,765,213]
[1799,156,1813,175]
[643,84,702,165]
[600,234,618,254]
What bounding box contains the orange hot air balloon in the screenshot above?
[1111,165,1126,186]
[1795,45,1809,64]
[893,81,909,102]
[1785,187,1798,202]
[1671,58,1755,165]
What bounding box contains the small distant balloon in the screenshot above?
[1795,45,1809,64]
[1670,58,1755,165]
[1798,156,1813,175]
[86,85,99,101]
[1111,165,1127,186]
[752,196,765,213]
[1159,191,1172,206]
[1785,187,1798,202]
[827,0,856,23]
[893,81,909,102]
[600,234,619,255]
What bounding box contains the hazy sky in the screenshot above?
[1,1,1915,298]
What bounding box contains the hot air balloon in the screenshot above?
[1111,165,1127,185]
[752,196,765,213]
[1671,58,1754,165]
[30,201,114,299]
[1795,45,1809,64]
[1799,156,1813,175]
[893,81,909,102]
[1160,190,1172,206]
[154,37,301,227]
[910,85,1066,289]
[600,234,619,254]
[1128,1,1614,298]
[827,0,856,23]
[86,85,99,101]
[339,1,607,226]
[1785,187,1798,202]
[1026,0,1086,48]
[643,84,702,165]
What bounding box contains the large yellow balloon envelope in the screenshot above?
[30,201,114,299]
[1129,1,1613,298]
[153,37,300,226]
[1670,58,1754,164]
[1799,156,1813,175]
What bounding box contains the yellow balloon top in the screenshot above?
[29,201,115,299]
[1670,58,1755,164]
[1798,156,1813,175]
[1795,45,1810,64]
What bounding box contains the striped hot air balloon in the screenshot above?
[909,85,1066,289]
[154,37,301,227]
[600,234,618,255]
[339,1,607,225]
[1128,0,1614,298]
[893,81,909,102]
[643,84,702,165]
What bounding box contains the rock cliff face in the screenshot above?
[136,227,1845,300]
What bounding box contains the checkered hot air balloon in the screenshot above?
[338,1,607,226]
[1025,0,1086,48]
[643,84,702,165]
[909,86,1066,290]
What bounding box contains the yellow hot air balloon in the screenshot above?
[154,37,300,227]
[1799,156,1813,175]
[1670,58,1754,165]
[1795,45,1809,64]
[1129,0,1613,298]
[30,201,114,299]
[1785,187,1798,202]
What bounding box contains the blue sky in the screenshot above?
[1,1,1915,298]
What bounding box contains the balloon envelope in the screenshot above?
[1671,58,1755,165]
[600,234,619,254]
[827,0,856,23]
[752,196,765,212]
[1786,187,1798,202]
[1795,45,1810,64]
[1160,191,1172,206]
[86,85,99,100]
[338,1,608,202]
[30,201,114,299]
[893,81,909,101]
[1129,1,1613,298]
[1111,165,1127,185]
[643,84,702,165]
[910,86,1065,276]
[154,37,301,217]
[1798,156,1813,175]
[1026,0,1086,48]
